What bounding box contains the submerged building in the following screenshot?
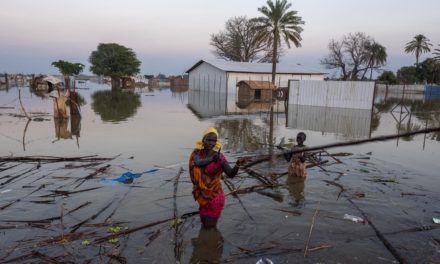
[186,59,325,116]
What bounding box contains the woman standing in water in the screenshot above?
[189,127,240,228]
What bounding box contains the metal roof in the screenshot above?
[237,80,276,90]
[186,59,325,75]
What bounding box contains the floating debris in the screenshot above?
[343,214,365,224]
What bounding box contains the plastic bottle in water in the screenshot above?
[343,214,364,223]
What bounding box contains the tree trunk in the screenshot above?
[64,76,70,91]
[111,77,121,91]
[271,33,278,85]
[361,58,372,80]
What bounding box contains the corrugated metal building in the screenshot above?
[186,59,325,114]
[289,80,375,110]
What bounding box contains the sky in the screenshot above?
[1,0,439,76]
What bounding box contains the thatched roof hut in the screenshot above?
[237,80,276,107]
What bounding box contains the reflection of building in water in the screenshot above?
[287,104,372,138]
[215,118,271,152]
[186,59,324,116]
[188,89,227,118]
[190,227,224,264]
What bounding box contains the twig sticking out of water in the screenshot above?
[18,89,31,120]
[304,206,319,257]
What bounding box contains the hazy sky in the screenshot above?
[1,0,439,75]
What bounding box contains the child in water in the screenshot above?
[284,132,308,177]
[189,127,241,228]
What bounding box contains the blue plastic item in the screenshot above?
[112,168,160,184]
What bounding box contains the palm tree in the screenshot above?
[252,0,304,84]
[433,44,440,62]
[362,41,387,80]
[404,34,432,67]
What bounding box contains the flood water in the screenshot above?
[1,81,440,263]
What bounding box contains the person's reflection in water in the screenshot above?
[286,176,306,208]
[54,118,72,140]
[190,227,224,264]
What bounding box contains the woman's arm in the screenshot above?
[192,153,215,166]
[221,161,239,178]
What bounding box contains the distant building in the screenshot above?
[186,59,325,115]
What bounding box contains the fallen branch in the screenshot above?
[70,200,114,233]
[322,180,346,199]
[74,164,111,189]
[243,127,440,169]
[347,198,408,264]
[0,155,115,163]
[223,178,255,221]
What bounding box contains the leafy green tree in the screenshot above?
[91,90,141,122]
[51,60,84,90]
[396,66,419,84]
[377,70,397,85]
[361,41,387,80]
[252,0,304,84]
[404,34,432,67]
[89,43,141,89]
[419,58,440,84]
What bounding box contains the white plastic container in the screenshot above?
[344,214,365,223]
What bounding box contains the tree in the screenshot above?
[419,58,440,84]
[89,43,141,89]
[433,44,440,62]
[321,32,386,80]
[252,0,304,84]
[210,17,267,62]
[361,41,387,80]
[404,34,432,67]
[377,70,397,85]
[51,60,84,90]
[396,66,419,84]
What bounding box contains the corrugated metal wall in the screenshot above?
[188,62,227,93]
[289,80,375,110]
[287,104,372,138]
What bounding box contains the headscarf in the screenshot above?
[195,127,222,151]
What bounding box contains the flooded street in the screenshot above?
[1,81,440,263]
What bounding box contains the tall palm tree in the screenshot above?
[362,41,387,80]
[252,0,304,84]
[404,34,432,67]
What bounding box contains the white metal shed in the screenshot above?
[186,59,325,115]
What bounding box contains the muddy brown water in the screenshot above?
[0,82,439,263]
